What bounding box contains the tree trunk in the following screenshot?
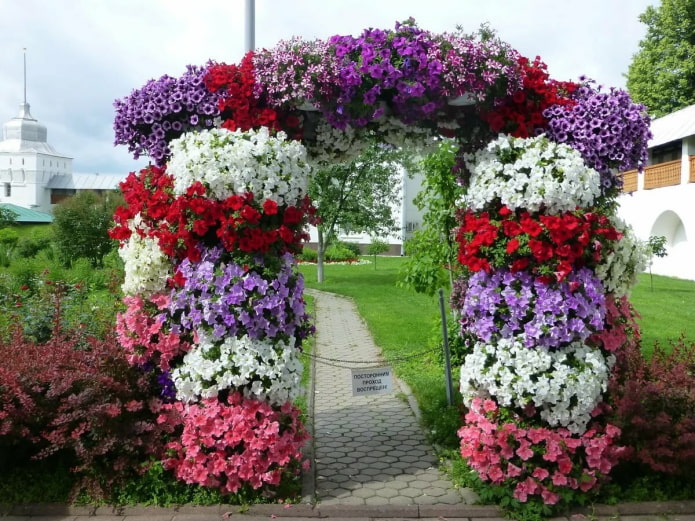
[317,226,326,283]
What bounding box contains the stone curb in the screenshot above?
[3,502,695,519]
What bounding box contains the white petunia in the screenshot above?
[167,127,312,207]
[459,337,615,435]
[463,134,602,213]
[172,333,303,406]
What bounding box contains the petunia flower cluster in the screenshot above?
[162,248,312,343]
[172,333,302,406]
[159,394,308,494]
[459,268,606,349]
[113,64,221,165]
[167,127,311,206]
[544,81,652,194]
[456,204,621,281]
[462,134,602,214]
[460,339,615,433]
[458,397,624,505]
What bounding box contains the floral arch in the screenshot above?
[110,19,651,507]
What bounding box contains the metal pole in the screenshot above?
[438,288,454,406]
[245,0,255,52]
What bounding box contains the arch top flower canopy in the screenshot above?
[113,18,651,195]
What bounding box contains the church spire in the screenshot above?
[23,47,27,106]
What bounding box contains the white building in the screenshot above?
[618,104,695,281]
[0,97,123,218]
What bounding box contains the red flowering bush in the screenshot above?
[479,56,578,138]
[608,338,695,476]
[456,204,621,282]
[158,393,309,495]
[0,326,169,498]
[458,398,624,507]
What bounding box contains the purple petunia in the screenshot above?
[542,80,652,194]
[113,63,222,165]
[456,268,606,349]
[161,246,312,345]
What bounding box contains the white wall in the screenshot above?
[618,182,695,281]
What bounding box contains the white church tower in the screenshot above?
[0,50,73,214]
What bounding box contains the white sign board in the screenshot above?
[351,366,393,396]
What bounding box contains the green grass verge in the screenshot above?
[630,272,695,357]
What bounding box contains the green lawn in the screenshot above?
[298,257,695,448]
[630,272,695,357]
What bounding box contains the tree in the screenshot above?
[0,206,18,229]
[398,141,464,296]
[647,235,669,291]
[626,0,695,117]
[366,237,389,270]
[308,143,406,282]
[52,190,124,268]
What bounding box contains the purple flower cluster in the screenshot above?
[253,37,340,109]
[543,81,652,192]
[162,247,311,344]
[323,18,445,128]
[113,63,221,165]
[439,33,523,106]
[457,268,606,349]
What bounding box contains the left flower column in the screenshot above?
[111,126,315,495]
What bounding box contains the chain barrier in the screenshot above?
[299,346,440,370]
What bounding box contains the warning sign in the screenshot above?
[351,366,393,396]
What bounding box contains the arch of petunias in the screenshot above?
[110,19,651,505]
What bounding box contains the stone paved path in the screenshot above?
[305,289,475,506]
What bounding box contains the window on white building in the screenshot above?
[4,183,10,197]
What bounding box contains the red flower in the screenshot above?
[263,199,279,216]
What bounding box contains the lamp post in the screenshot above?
[245,0,255,52]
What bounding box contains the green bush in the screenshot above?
[325,243,357,262]
[340,241,362,257]
[299,247,318,262]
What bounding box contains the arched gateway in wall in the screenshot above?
[110,19,651,508]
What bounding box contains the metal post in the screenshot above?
[245,0,255,52]
[438,288,454,406]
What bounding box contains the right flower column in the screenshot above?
[454,132,648,506]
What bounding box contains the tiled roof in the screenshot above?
[0,202,53,223]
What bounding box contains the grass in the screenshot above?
[298,257,695,449]
[630,272,695,357]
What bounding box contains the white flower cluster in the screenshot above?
[376,117,439,155]
[172,333,303,406]
[168,127,311,206]
[460,338,615,434]
[595,216,649,298]
[305,118,368,166]
[463,134,602,214]
[118,215,171,297]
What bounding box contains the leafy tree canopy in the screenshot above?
[626,0,695,117]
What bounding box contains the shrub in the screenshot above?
[324,243,357,262]
[299,247,318,262]
[608,337,695,476]
[0,325,169,499]
[340,240,362,257]
[52,191,123,268]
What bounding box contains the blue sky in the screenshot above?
[0,0,656,175]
